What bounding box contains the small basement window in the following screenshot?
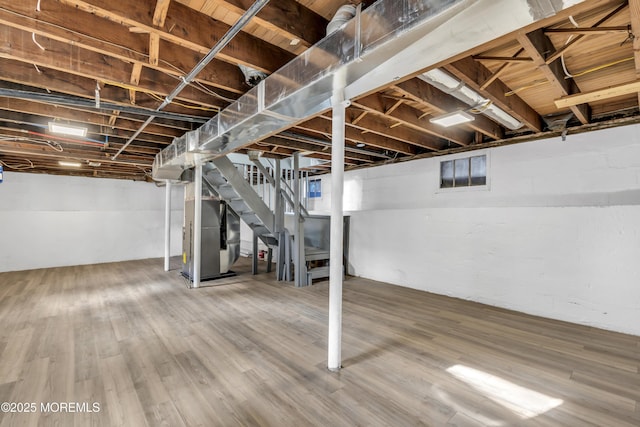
[440,154,486,188]
[308,178,322,198]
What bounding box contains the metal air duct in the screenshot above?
[153,0,587,181]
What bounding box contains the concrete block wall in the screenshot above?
[0,173,184,272]
[308,124,640,336]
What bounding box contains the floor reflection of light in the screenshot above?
[432,385,505,426]
[447,364,563,419]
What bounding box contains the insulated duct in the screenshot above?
[327,5,357,35]
[419,69,524,130]
[153,0,586,181]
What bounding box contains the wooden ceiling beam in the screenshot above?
[544,25,629,34]
[472,56,533,63]
[0,110,173,146]
[518,29,591,124]
[0,28,221,109]
[0,61,217,117]
[0,98,185,138]
[56,0,294,73]
[153,0,172,27]
[0,139,152,167]
[393,79,504,140]
[206,0,327,48]
[353,94,473,146]
[629,0,640,105]
[129,63,143,105]
[295,118,418,156]
[108,110,120,128]
[554,80,640,108]
[544,2,628,64]
[480,48,525,90]
[343,108,442,151]
[0,127,156,159]
[266,135,376,163]
[0,3,245,94]
[445,57,543,132]
[149,33,161,67]
[259,137,362,165]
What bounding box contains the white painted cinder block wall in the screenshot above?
[0,172,184,272]
[308,124,640,336]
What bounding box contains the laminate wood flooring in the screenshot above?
[0,257,638,426]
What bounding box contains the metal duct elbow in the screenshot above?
[239,64,268,87]
[327,4,357,35]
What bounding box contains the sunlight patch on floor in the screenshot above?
[447,364,563,419]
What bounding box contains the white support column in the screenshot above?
[164,180,172,271]
[293,153,305,287]
[275,159,284,280]
[193,162,203,288]
[275,159,283,232]
[328,80,349,371]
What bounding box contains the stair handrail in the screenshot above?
[258,159,309,218]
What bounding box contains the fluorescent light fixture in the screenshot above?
[430,110,475,127]
[420,69,523,130]
[58,161,82,168]
[48,122,88,137]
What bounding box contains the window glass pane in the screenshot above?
[440,161,454,188]
[470,155,486,186]
[309,179,321,198]
[454,158,469,187]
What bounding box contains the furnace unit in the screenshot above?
[182,183,240,284]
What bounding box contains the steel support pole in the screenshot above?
[164,180,172,271]
[293,153,305,287]
[252,230,259,275]
[328,81,349,371]
[193,163,203,288]
[275,159,283,232]
[275,159,284,280]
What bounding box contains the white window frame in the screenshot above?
[436,150,491,193]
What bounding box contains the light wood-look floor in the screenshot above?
[0,258,639,427]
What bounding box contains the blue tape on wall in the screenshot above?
[0,164,3,183]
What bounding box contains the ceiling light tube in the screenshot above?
[430,110,475,127]
[58,161,82,167]
[420,69,523,130]
[48,122,88,137]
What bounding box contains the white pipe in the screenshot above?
[328,76,349,371]
[164,180,172,271]
[193,163,203,288]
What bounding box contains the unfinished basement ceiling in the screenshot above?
[0,0,639,180]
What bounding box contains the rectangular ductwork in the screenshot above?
[153,0,585,180]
